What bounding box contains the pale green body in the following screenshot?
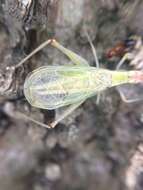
[23,39,138,111]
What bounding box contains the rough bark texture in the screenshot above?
[0,0,143,190]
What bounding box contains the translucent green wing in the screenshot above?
[24,66,95,110]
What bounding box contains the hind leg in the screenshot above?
[4,101,84,129]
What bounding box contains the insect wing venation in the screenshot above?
[24,66,95,109]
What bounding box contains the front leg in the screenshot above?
[116,53,134,70]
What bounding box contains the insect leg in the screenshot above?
[15,39,52,68]
[5,101,84,129]
[96,93,101,104]
[49,101,84,128]
[16,112,52,128]
[21,101,83,128]
[3,103,52,129]
[15,38,89,68]
[116,53,133,69]
[84,30,101,103]
[84,31,99,68]
[117,87,143,103]
[116,53,143,103]
[51,40,89,66]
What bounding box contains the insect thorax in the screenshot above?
[90,69,112,91]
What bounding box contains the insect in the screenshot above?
[11,38,142,129]
[106,41,127,59]
[106,35,143,103]
[106,35,143,70]
[106,36,138,59]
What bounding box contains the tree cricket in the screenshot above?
[4,37,143,129]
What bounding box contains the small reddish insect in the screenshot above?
[106,42,126,59]
[106,36,138,59]
[106,36,143,70]
[106,36,143,104]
